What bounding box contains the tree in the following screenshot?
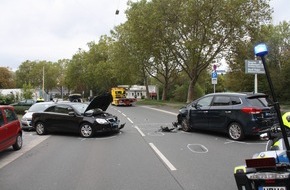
[15,60,62,96]
[225,21,290,101]
[55,59,70,97]
[224,42,259,93]
[22,83,33,99]
[15,60,36,87]
[0,67,15,88]
[111,24,144,86]
[65,36,117,96]
[125,0,272,102]
[124,0,182,100]
[264,21,290,100]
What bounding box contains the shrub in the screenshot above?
[13,106,30,115]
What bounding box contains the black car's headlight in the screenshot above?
[96,118,109,124]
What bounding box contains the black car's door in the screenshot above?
[45,105,80,133]
[189,96,213,129]
[207,95,232,132]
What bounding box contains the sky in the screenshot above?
[0,0,289,71]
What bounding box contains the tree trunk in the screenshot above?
[187,78,196,103]
[144,76,150,99]
[162,78,170,100]
[162,86,167,100]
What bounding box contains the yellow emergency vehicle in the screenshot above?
[111,87,136,106]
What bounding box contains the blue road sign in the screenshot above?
[212,72,218,78]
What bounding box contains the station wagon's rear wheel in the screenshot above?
[181,118,191,132]
[80,123,94,138]
[35,122,46,135]
[228,122,244,141]
[12,133,23,150]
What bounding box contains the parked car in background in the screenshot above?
[32,93,125,138]
[176,92,277,140]
[68,94,82,102]
[21,102,56,131]
[10,99,36,107]
[0,105,22,152]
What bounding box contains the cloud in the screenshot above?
[270,0,290,24]
[0,0,127,70]
[0,0,289,71]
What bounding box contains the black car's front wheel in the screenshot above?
[80,123,94,138]
[228,122,244,141]
[181,118,191,132]
[35,122,46,135]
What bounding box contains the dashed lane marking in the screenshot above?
[149,143,177,171]
[135,126,145,137]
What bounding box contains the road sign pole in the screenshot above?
[254,74,258,93]
[211,71,218,93]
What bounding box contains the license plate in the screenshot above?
[259,187,286,190]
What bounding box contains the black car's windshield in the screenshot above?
[71,103,89,113]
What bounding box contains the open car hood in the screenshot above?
[84,93,113,112]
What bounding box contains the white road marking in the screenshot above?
[141,106,178,116]
[127,118,134,124]
[187,144,208,153]
[149,143,177,171]
[0,135,50,169]
[135,126,145,136]
[224,139,267,145]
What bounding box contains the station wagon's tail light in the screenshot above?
[242,107,262,114]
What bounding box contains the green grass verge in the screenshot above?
[136,99,185,109]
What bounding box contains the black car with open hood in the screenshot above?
[31,93,125,138]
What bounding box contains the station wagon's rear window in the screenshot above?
[247,97,273,107]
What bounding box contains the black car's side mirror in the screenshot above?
[192,102,200,109]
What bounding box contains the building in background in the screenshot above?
[119,85,158,100]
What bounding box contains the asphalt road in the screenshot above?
[0,105,267,190]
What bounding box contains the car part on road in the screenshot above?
[159,122,182,132]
